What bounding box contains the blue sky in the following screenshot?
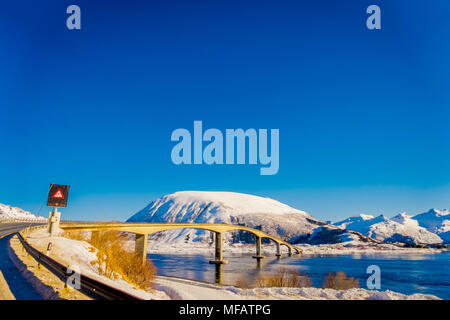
[1,0,449,222]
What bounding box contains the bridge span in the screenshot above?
[60,223,302,264]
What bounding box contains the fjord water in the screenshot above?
[149,251,450,299]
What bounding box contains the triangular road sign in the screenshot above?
[52,189,64,199]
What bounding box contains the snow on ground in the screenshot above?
[154,276,440,300]
[24,228,441,300]
[224,287,440,300]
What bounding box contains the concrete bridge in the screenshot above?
[60,223,302,264]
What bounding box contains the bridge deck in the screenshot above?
[60,222,302,254]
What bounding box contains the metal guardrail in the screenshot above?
[17,227,143,300]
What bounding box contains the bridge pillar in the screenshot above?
[135,233,148,264]
[288,246,292,256]
[214,264,223,284]
[275,242,281,257]
[252,235,265,260]
[209,232,228,264]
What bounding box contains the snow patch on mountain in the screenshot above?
[334,214,375,229]
[0,203,46,222]
[335,215,389,236]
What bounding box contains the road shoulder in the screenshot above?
[0,270,15,300]
[8,234,91,300]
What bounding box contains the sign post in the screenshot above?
[47,184,70,236]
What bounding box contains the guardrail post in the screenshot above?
[135,233,148,265]
[209,232,228,264]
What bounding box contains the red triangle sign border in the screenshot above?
[52,189,64,199]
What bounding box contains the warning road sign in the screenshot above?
[47,184,70,207]
[52,189,64,199]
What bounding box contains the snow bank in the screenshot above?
[154,277,440,300]
[225,286,440,300]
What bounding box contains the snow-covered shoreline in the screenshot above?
[145,240,443,256]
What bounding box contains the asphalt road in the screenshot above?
[0,223,40,238]
[0,222,46,300]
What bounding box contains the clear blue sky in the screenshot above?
[1,0,449,222]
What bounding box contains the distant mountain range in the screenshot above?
[333,209,450,245]
[0,203,47,222]
[127,191,449,246]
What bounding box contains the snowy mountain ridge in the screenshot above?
[0,203,47,222]
[334,209,449,244]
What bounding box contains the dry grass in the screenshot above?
[64,231,89,241]
[235,267,312,289]
[322,271,359,290]
[64,231,157,290]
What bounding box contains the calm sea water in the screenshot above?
[148,251,450,299]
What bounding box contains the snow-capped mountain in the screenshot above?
[334,214,375,229]
[0,203,47,222]
[334,211,447,245]
[334,214,386,234]
[127,191,323,245]
[413,209,450,243]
